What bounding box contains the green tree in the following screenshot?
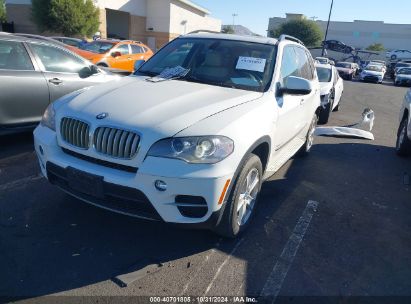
[32,0,100,37]
[270,19,323,47]
[0,0,6,23]
[366,43,385,52]
[221,25,235,34]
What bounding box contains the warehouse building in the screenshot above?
[268,13,411,51]
[5,0,221,50]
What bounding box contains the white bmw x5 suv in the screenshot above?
[34,33,321,237]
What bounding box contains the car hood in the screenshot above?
[319,82,333,95]
[336,67,352,73]
[61,76,263,138]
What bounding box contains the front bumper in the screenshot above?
[34,125,234,226]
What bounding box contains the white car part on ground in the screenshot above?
[315,109,375,140]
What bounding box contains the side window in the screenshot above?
[131,45,144,54]
[305,49,316,79]
[114,44,130,55]
[294,47,313,80]
[280,46,299,83]
[30,43,86,73]
[0,40,34,71]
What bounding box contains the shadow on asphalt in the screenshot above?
[1,139,411,299]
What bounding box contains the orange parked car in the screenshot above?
[72,40,153,72]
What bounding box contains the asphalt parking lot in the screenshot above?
[1,80,411,303]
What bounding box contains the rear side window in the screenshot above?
[131,45,144,54]
[30,43,86,73]
[0,40,34,71]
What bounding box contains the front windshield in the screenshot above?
[137,38,277,92]
[365,65,382,72]
[398,68,411,75]
[80,41,115,54]
[316,67,332,82]
[336,63,351,69]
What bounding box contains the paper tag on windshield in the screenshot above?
[147,66,189,82]
[236,57,266,72]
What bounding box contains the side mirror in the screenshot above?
[134,59,145,71]
[111,51,122,58]
[279,76,312,96]
[78,66,93,78]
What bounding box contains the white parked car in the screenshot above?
[396,89,411,156]
[315,63,344,124]
[395,67,411,86]
[386,49,411,61]
[360,65,385,84]
[34,33,321,237]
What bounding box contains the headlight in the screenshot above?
[148,136,234,164]
[40,103,56,131]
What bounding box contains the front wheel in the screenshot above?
[318,102,331,124]
[215,154,263,238]
[396,117,411,156]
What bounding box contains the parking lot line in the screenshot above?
[204,238,245,296]
[260,200,319,301]
[0,174,43,192]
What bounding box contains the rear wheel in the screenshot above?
[215,154,262,238]
[298,114,317,157]
[396,117,411,156]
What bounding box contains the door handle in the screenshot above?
[49,78,63,85]
[300,98,305,105]
[127,57,132,60]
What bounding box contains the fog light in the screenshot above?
[39,145,44,155]
[154,180,167,192]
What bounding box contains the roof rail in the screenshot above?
[187,30,222,35]
[279,34,304,45]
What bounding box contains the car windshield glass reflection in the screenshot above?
[365,66,382,72]
[136,38,277,92]
[336,63,351,69]
[316,67,332,82]
[398,68,411,75]
[80,42,115,54]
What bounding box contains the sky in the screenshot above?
[194,0,411,36]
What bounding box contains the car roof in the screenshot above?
[1,33,67,46]
[366,64,382,68]
[181,32,278,45]
[336,62,352,64]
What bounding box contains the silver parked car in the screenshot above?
[0,34,120,135]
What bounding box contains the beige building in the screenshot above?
[5,0,221,50]
[268,13,411,51]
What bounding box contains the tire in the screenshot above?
[396,117,411,156]
[298,114,317,157]
[215,154,263,238]
[318,101,331,124]
[391,55,397,60]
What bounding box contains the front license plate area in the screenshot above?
[67,167,104,198]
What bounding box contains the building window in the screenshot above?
[353,31,360,38]
[372,32,380,39]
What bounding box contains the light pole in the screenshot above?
[322,0,334,56]
[232,13,238,27]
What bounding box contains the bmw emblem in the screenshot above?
[96,112,108,120]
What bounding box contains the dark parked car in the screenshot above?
[0,34,120,135]
[322,40,354,54]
